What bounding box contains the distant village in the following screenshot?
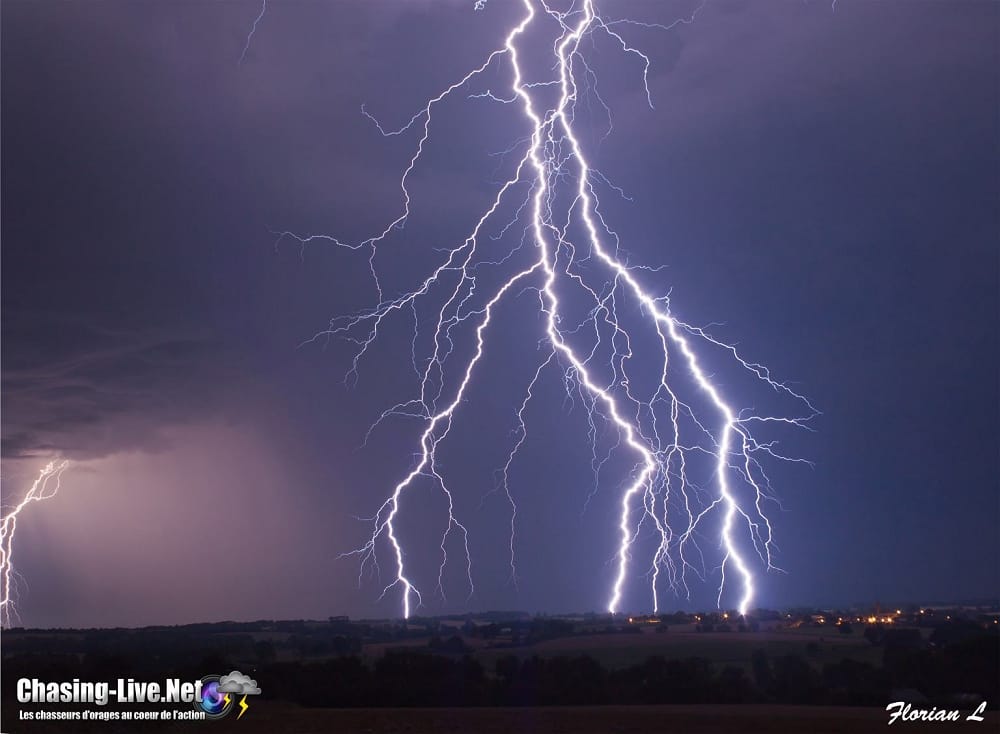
[340,600,1000,637]
[4,601,997,664]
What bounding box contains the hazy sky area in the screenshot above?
[2,0,997,628]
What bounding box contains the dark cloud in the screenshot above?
[1,1,252,461]
[2,321,236,459]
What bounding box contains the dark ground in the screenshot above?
[6,704,1000,734]
[3,616,996,733]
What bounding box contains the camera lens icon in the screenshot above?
[195,675,235,720]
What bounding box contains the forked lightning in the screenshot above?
[271,0,815,618]
[1,460,70,627]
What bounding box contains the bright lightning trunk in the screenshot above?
[279,0,815,618]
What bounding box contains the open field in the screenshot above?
[365,625,885,671]
[6,704,998,734]
[4,618,994,733]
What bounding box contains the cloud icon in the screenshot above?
[218,670,261,696]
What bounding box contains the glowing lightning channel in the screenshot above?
[237,694,249,719]
[0,460,71,627]
[239,0,267,66]
[280,0,816,619]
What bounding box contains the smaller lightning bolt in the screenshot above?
[0,460,70,628]
[237,694,249,719]
[223,693,231,707]
[239,0,268,66]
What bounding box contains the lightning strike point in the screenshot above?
[286,0,815,618]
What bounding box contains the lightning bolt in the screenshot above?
[223,693,231,707]
[237,694,249,720]
[277,0,816,618]
[0,460,71,627]
[239,0,267,66]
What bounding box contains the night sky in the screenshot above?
[2,0,997,628]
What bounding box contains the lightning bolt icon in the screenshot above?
[273,0,815,618]
[237,694,249,720]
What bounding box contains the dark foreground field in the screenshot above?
[4,617,997,733]
[205,704,1000,734]
[7,704,999,734]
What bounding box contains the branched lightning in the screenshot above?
[276,0,816,618]
[1,460,70,627]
